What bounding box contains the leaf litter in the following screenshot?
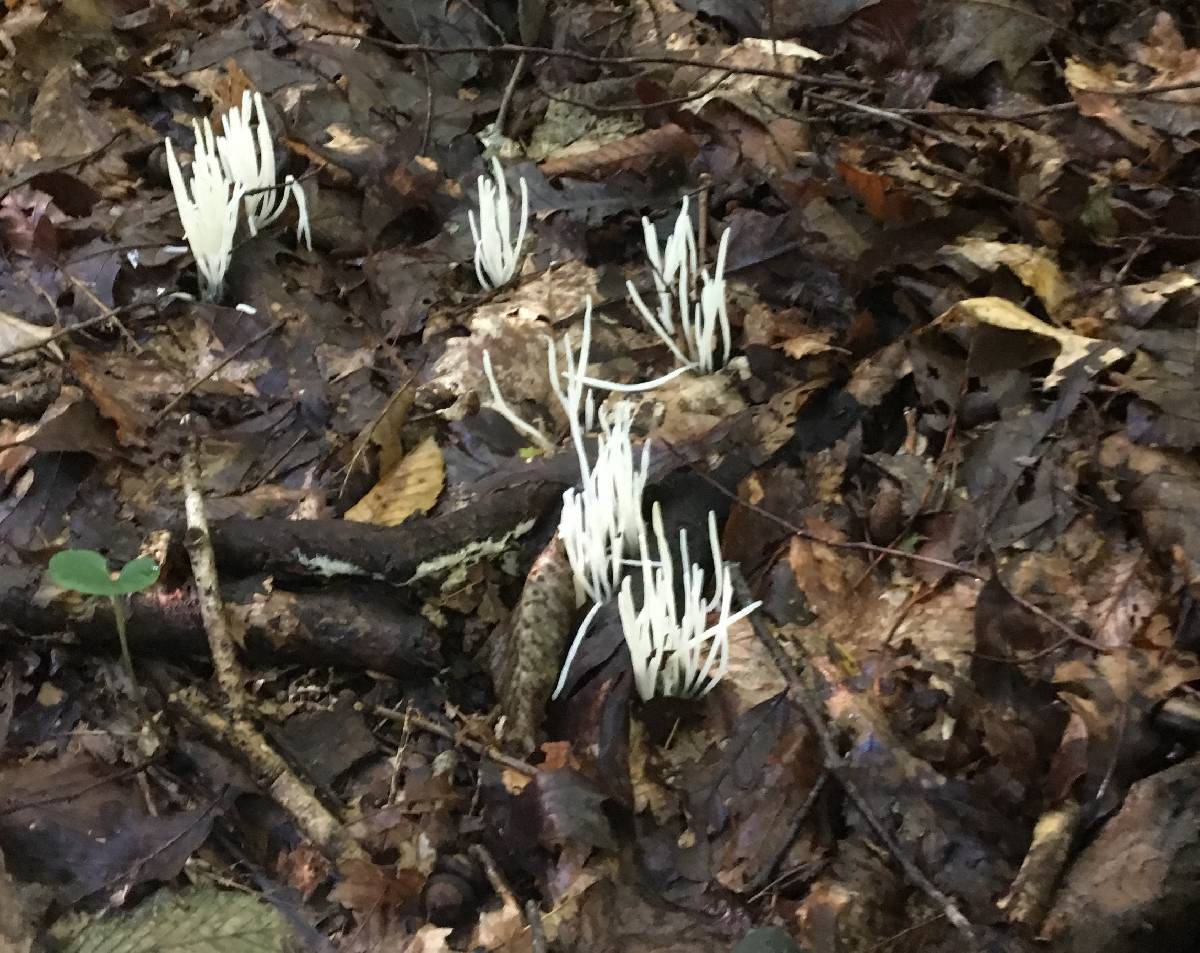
[4,1,1200,952]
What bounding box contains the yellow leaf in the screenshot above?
[345,436,444,526]
[946,238,1074,315]
[933,296,1127,387]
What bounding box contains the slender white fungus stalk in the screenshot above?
[469,157,529,290]
[482,297,688,451]
[165,123,244,302]
[553,399,651,699]
[481,351,557,451]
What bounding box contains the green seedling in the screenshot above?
[48,550,160,696]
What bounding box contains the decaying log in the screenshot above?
[207,481,563,585]
[0,567,440,676]
[201,432,724,586]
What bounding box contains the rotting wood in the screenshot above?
[2,567,440,675]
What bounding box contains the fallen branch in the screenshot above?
[206,481,563,585]
[0,567,440,675]
[182,449,247,711]
[998,800,1081,930]
[171,686,367,865]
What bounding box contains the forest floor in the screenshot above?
[3,1,1200,952]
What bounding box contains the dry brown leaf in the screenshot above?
[345,436,444,526]
[1065,60,1160,151]
[538,124,698,179]
[471,899,529,952]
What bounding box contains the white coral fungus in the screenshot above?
[628,198,734,374]
[619,503,760,700]
[216,91,311,249]
[469,157,529,290]
[165,123,244,302]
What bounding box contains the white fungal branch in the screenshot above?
[469,157,529,290]
[618,503,761,700]
[639,195,697,335]
[216,90,312,249]
[481,297,690,452]
[552,399,651,700]
[165,122,244,303]
[628,198,735,374]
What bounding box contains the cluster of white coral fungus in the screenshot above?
[619,503,760,700]
[472,186,755,700]
[469,157,529,290]
[165,91,311,301]
[216,91,312,250]
[165,122,244,303]
[628,198,733,374]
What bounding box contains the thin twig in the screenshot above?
[62,271,140,352]
[535,71,731,114]
[181,448,248,712]
[373,705,537,776]
[872,143,1055,216]
[892,102,1077,120]
[171,686,367,864]
[0,132,122,200]
[471,843,519,908]
[659,440,1101,652]
[804,90,973,149]
[730,566,980,948]
[419,52,435,155]
[496,52,528,138]
[302,29,871,93]
[339,361,422,498]
[0,301,146,363]
[152,316,286,427]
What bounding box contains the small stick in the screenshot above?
[373,705,537,777]
[172,686,366,865]
[470,843,519,911]
[0,302,147,363]
[730,566,980,948]
[153,317,286,427]
[997,800,1081,930]
[181,448,247,712]
[496,53,528,139]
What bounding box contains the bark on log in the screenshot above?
[0,567,440,676]
[208,481,563,585]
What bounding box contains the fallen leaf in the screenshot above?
[345,436,445,525]
[47,885,295,953]
[944,238,1074,315]
[0,310,60,361]
[932,296,1126,387]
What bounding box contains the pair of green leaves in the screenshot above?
[48,549,160,597]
